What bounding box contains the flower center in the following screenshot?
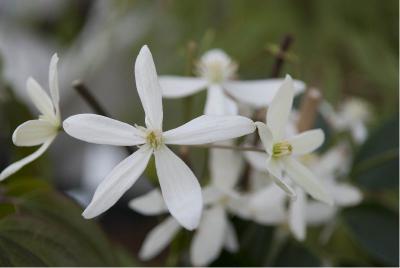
[272,141,293,158]
[196,49,237,83]
[145,130,163,149]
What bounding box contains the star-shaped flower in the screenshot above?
[63,45,255,230]
[159,49,305,115]
[0,53,61,180]
[252,75,333,204]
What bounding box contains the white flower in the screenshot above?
[63,45,255,230]
[0,53,61,181]
[130,148,248,266]
[159,49,306,115]
[253,75,333,204]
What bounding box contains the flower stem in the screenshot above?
[185,144,265,153]
[72,80,135,155]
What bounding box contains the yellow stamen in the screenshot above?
[273,141,292,158]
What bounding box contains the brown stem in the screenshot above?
[270,34,294,78]
[297,88,322,132]
[186,144,265,153]
[72,80,135,155]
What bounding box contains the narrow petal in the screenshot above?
[202,186,224,206]
[190,205,227,266]
[12,120,57,146]
[267,157,296,198]
[82,145,152,219]
[244,150,268,171]
[289,188,306,241]
[224,78,305,108]
[305,202,337,225]
[135,45,163,129]
[332,183,362,207]
[267,75,294,140]
[128,189,167,215]
[154,146,202,230]
[224,220,239,253]
[159,75,208,98]
[0,136,55,181]
[204,84,238,115]
[139,217,181,261]
[209,141,243,189]
[63,114,145,146]
[288,129,325,155]
[163,115,255,145]
[283,157,333,205]
[26,77,55,118]
[48,53,60,114]
[255,122,273,154]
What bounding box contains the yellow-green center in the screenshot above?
[272,141,293,158]
[146,130,163,149]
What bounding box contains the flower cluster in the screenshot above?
[1,45,363,266]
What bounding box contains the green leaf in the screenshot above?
[0,178,135,266]
[342,203,399,266]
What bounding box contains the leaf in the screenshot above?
[342,203,399,266]
[0,177,135,266]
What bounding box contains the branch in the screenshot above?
[186,144,265,153]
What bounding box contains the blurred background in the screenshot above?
[0,0,398,266]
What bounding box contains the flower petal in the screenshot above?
[289,188,306,241]
[267,75,294,140]
[128,189,167,215]
[0,136,55,181]
[163,115,255,145]
[209,141,243,189]
[154,146,202,230]
[224,78,305,108]
[190,205,227,266]
[204,84,238,115]
[139,217,181,261]
[283,157,333,205]
[267,157,296,198]
[332,183,362,207]
[159,75,208,98]
[63,114,145,146]
[48,53,60,114]
[135,45,163,129]
[82,145,152,219]
[202,186,224,205]
[255,122,273,153]
[12,120,57,146]
[288,129,325,155]
[224,220,239,253]
[26,77,55,118]
[305,202,337,225]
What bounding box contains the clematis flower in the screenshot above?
[252,75,333,204]
[159,49,305,115]
[0,53,61,180]
[63,45,255,230]
[130,148,247,266]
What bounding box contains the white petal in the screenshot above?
[267,157,296,198]
[163,115,255,145]
[135,45,163,129]
[154,146,202,230]
[128,189,167,215]
[209,141,243,189]
[0,136,55,181]
[267,75,294,140]
[159,75,208,98]
[12,120,57,146]
[351,121,368,144]
[204,84,238,115]
[255,122,273,153]
[26,77,55,118]
[224,220,239,253]
[63,114,145,146]
[224,78,305,108]
[202,186,224,205]
[190,205,227,266]
[48,53,60,114]
[289,188,306,241]
[332,183,362,207]
[244,150,268,171]
[283,157,333,205]
[82,145,152,219]
[139,217,181,261]
[306,202,337,225]
[288,129,325,155]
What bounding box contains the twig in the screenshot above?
[270,34,294,77]
[297,88,322,132]
[72,80,135,155]
[184,144,265,153]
